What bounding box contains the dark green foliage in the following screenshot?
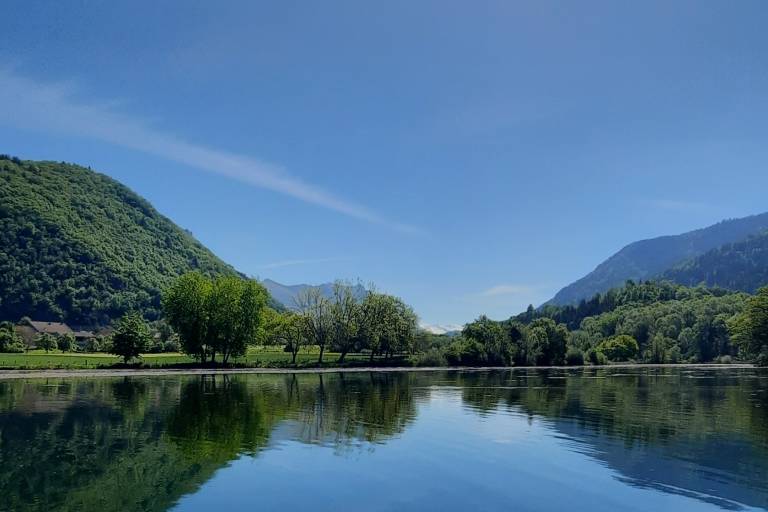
[586,348,607,365]
[111,312,151,363]
[457,282,748,366]
[0,157,238,326]
[597,335,639,362]
[57,333,75,352]
[574,290,744,363]
[522,318,568,365]
[462,315,515,365]
[662,231,768,294]
[548,212,768,306]
[728,287,768,362]
[163,272,269,363]
[452,316,567,366]
[413,347,448,367]
[517,280,731,330]
[565,346,584,365]
[445,337,486,366]
[0,322,25,353]
[36,332,57,352]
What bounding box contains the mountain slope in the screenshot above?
[547,212,768,306]
[262,279,367,310]
[660,230,768,293]
[0,156,238,326]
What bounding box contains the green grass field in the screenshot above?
[0,347,389,369]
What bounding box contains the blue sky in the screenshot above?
[1,1,767,327]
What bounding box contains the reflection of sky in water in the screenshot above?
[172,373,767,512]
[1,369,767,512]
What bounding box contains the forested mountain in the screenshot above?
[0,156,239,326]
[262,279,367,310]
[660,231,768,293]
[547,212,768,306]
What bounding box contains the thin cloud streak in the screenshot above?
[257,257,346,269]
[479,284,537,297]
[0,68,421,235]
[645,198,709,213]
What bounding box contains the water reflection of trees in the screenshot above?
[1,370,767,511]
[0,372,421,512]
[451,368,768,510]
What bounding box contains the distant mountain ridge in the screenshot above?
[419,323,463,336]
[547,212,768,306]
[262,279,367,310]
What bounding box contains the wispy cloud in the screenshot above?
[256,257,346,270]
[479,284,537,297]
[0,68,421,234]
[646,199,709,213]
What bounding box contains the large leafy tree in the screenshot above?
[206,276,268,364]
[295,287,333,364]
[462,315,513,365]
[111,312,151,363]
[163,272,268,364]
[163,272,213,362]
[329,281,363,363]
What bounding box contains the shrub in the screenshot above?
[565,347,584,366]
[445,339,486,366]
[667,346,681,364]
[1,341,25,353]
[414,348,448,367]
[84,337,102,352]
[755,346,768,367]
[586,348,608,366]
[57,334,75,352]
[597,335,639,362]
[718,355,733,364]
[163,337,181,353]
[0,323,25,353]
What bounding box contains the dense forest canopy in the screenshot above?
[516,280,734,330]
[0,156,240,327]
[451,281,761,365]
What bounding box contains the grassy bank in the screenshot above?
[0,347,397,369]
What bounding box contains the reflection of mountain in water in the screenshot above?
[0,369,767,511]
[454,368,768,511]
[555,421,766,510]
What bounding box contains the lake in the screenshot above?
[1,368,767,511]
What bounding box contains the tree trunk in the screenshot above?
[338,350,347,363]
[318,344,325,365]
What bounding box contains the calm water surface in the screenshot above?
[1,368,767,511]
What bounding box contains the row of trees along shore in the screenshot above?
[162,272,418,365]
[158,277,768,367]
[2,275,768,367]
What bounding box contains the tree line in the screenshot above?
[3,273,768,367]
[448,281,768,366]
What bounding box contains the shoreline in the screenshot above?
[0,363,756,380]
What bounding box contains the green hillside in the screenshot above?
[0,156,238,326]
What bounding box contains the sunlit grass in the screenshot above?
[0,346,384,369]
